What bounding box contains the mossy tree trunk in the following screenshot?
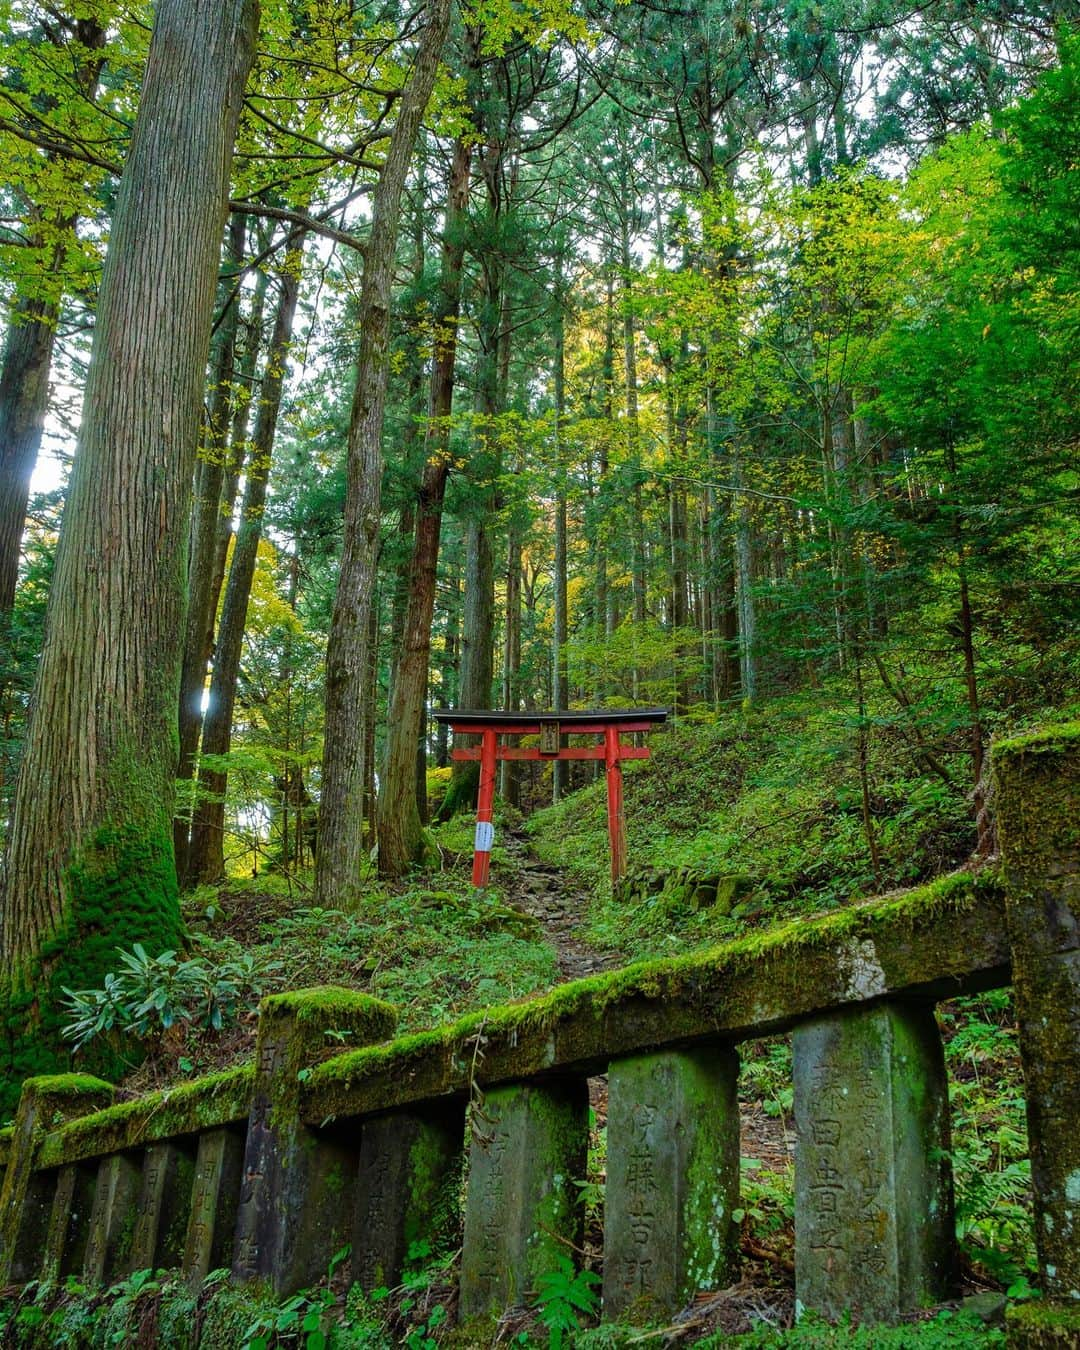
[316,0,453,903]
[174,214,247,882]
[0,0,257,1097]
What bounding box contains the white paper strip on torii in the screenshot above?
[475,821,495,852]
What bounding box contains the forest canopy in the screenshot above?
[0,0,1076,1094]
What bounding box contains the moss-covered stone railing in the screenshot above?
[0,726,1077,1344]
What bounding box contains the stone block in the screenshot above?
[232,987,397,1295]
[352,1102,466,1291]
[41,1163,97,1282]
[0,1074,114,1284]
[460,1078,589,1316]
[793,1001,955,1323]
[129,1140,197,1273]
[84,1152,142,1283]
[182,1127,245,1284]
[603,1046,740,1322]
[995,728,1080,1302]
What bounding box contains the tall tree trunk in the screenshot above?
[377,124,472,875]
[552,296,569,800]
[174,213,246,880]
[386,192,429,711]
[0,0,256,1094]
[209,270,270,640]
[734,449,757,703]
[435,555,461,769]
[592,270,615,693]
[362,589,379,851]
[620,212,647,632]
[316,0,452,903]
[187,235,304,886]
[0,294,60,616]
[501,504,522,806]
[440,105,512,820]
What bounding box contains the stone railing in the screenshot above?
[0,729,1077,1343]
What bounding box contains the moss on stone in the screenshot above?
[1005,1300,1080,1348]
[20,1073,116,1098]
[993,725,1080,1300]
[995,723,1080,758]
[197,1281,276,1349]
[403,1117,463,1261]
[35,1063,254,1168]
[302,870,1007,1124]
[994,728,1080,882]
[260,986,398,1033]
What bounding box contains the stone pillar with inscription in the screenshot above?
[0,1073,114,1284]
[603,1046,740,1322]
[793,1002,954,1323]
[460,1078,589,1318]
[182,1127,245,1284]
[84,1152,143,1283]
[352,1102,466,1291]
[231,988,398,1296]
[129,1140,197,1272]
[995,727,1080,1310]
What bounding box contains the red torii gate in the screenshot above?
[433,708,669,888]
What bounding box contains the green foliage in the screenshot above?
[185,870,556,1036]
[529,692,974,961]
[241,1287,336,1350]
[60,943,280,1053]
[700,1309,1005,1348]
[533,1256,602,1349]
[941,991,1036,1290]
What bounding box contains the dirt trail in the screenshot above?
[504,831,622,982]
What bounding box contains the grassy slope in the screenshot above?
[528,688,974,961]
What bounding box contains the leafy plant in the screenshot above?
[533,1255,601,1349]
[60,943,281,1053]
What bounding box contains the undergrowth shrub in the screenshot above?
[60,943,281,1056]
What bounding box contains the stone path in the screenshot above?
[502,831,795,1179]
[504,831,622,982]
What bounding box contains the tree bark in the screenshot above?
[620,213,647,632]
[440,107,511,821]
[186,234,305,886]
[0,0,257,1090]
[316,0,452,902]
[0,295,61,616]
[377,105,475,874]
[552,296,569,800]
